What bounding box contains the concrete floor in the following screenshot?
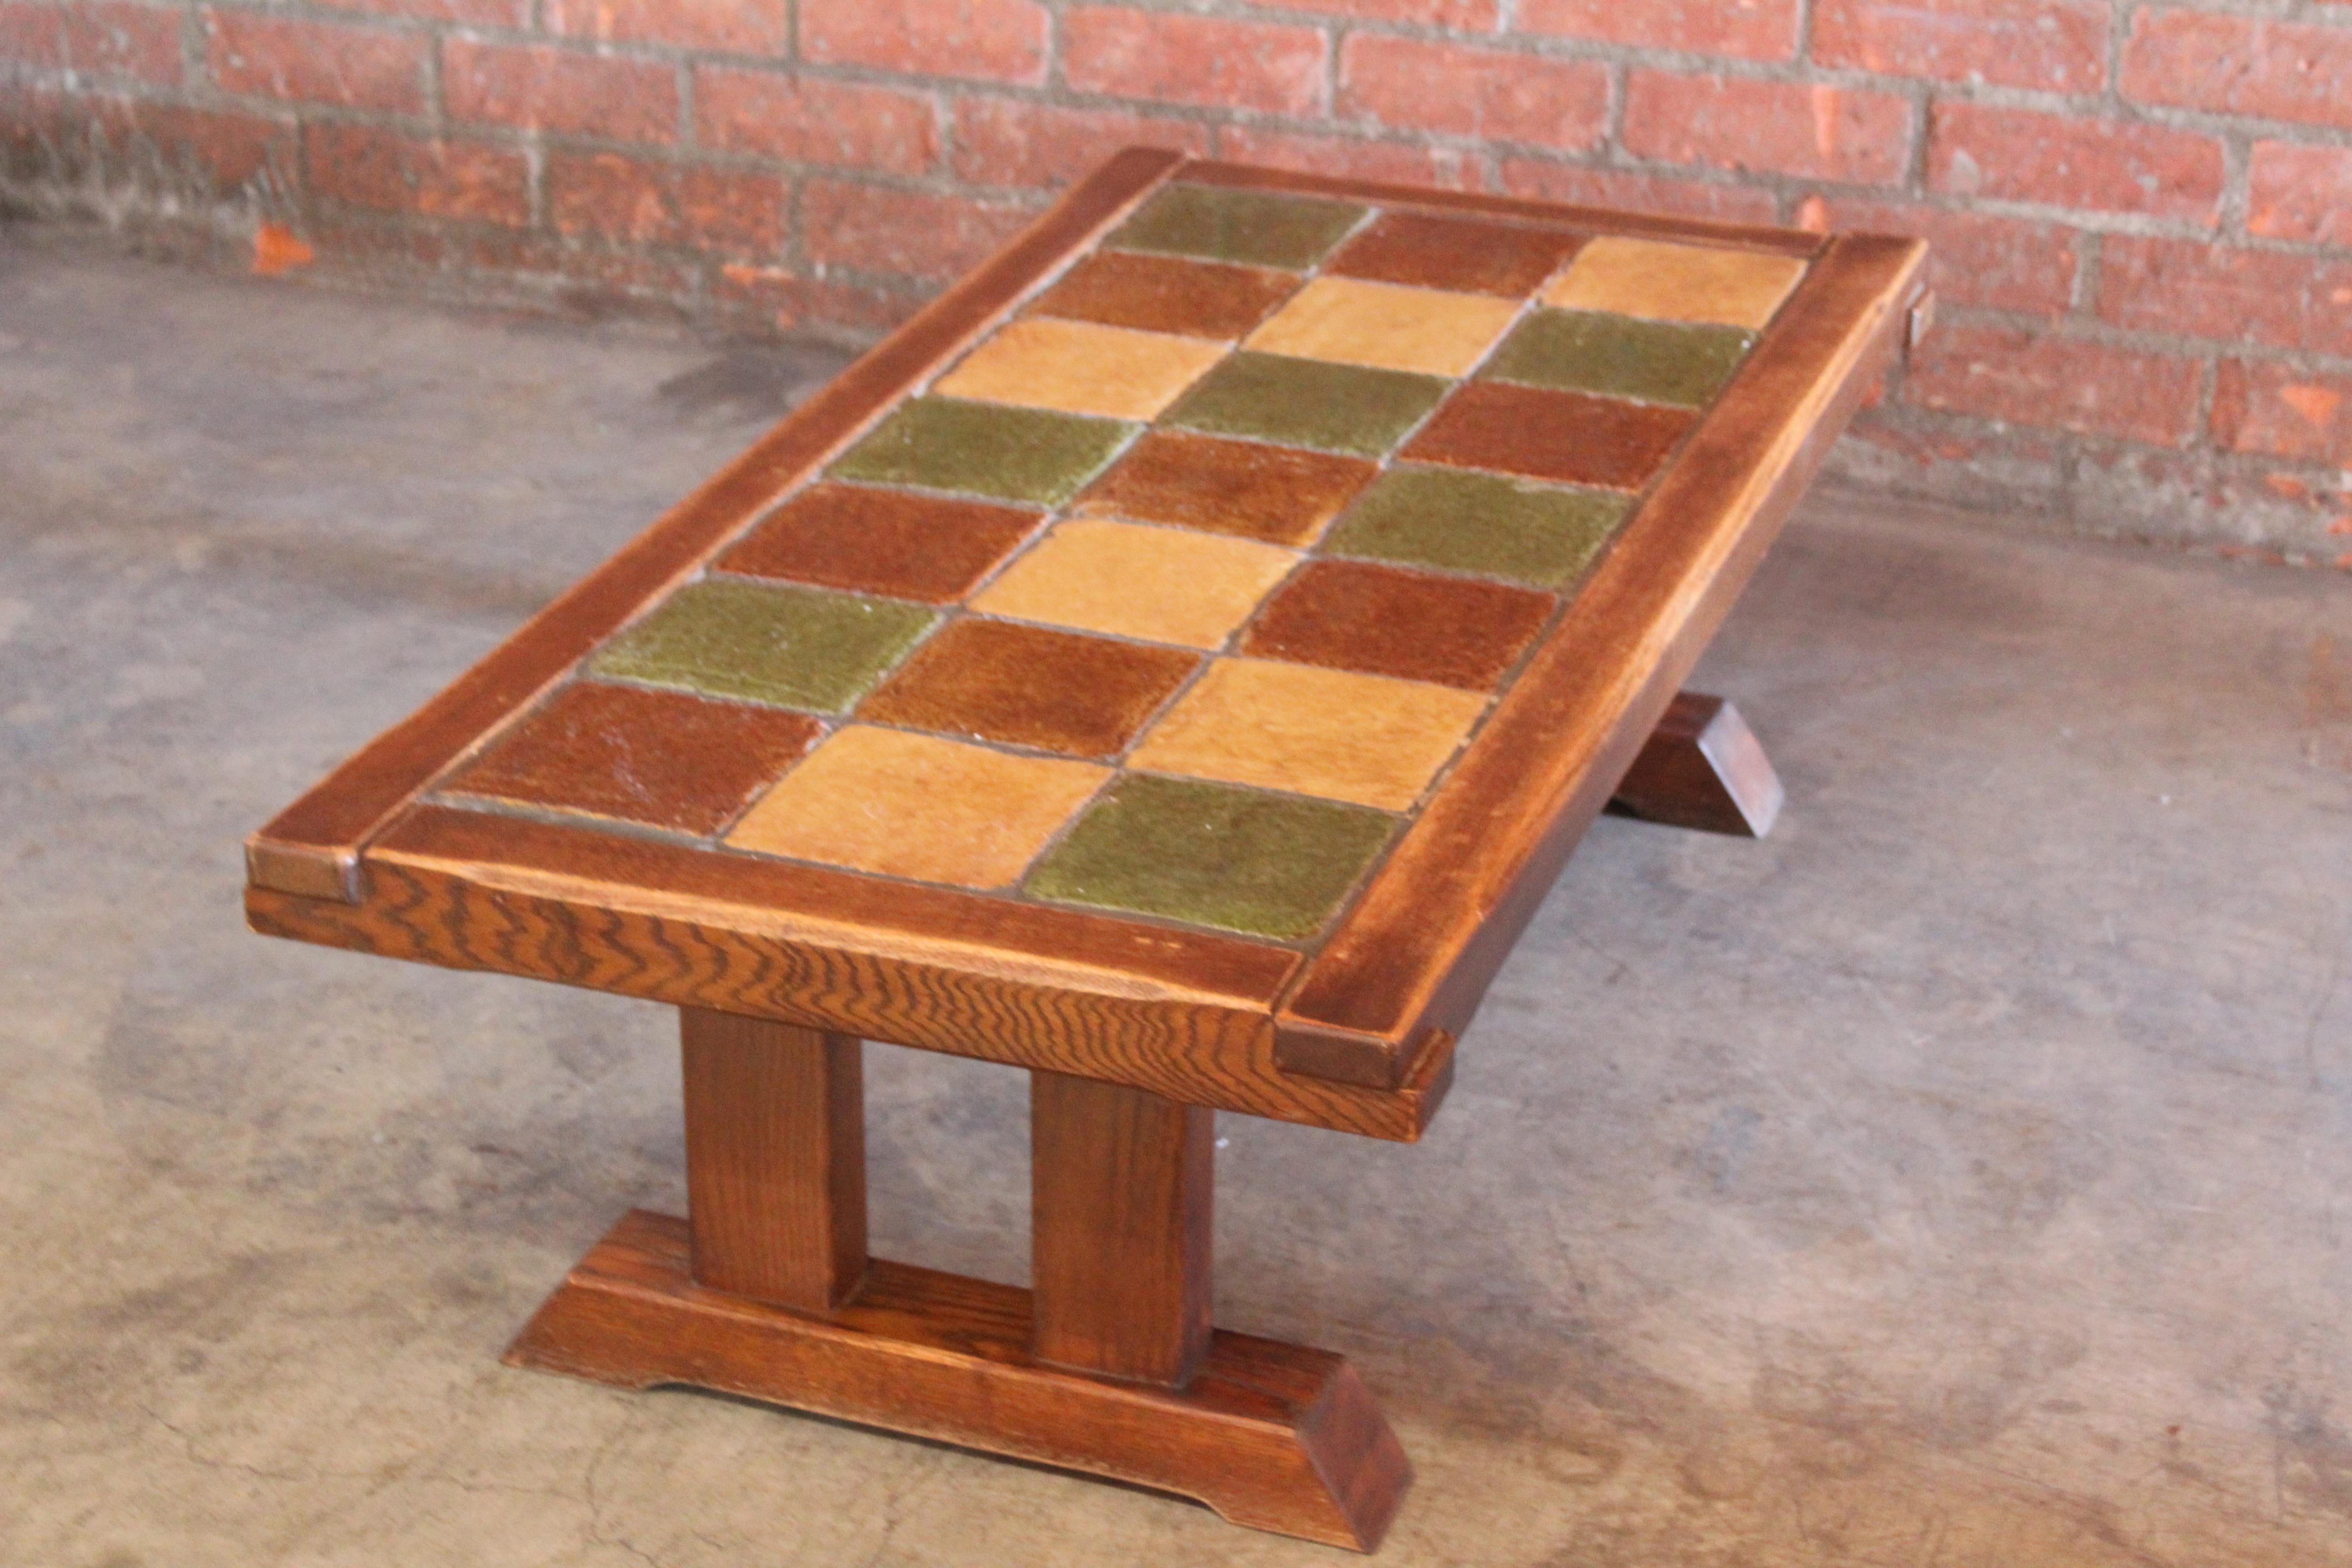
[5,221,2352,1568]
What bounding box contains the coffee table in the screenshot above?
[246,149,1926,1552]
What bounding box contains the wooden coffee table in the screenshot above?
[246,150,1925,1552]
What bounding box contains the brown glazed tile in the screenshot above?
[716,484,1041,603]
[1401,381,1697,491]
[1327,212,1584,298]
[1240,559,1553,691]
[724,724,1107,889]
[970,518,1297,649]
[1542,236,1808,329]
[1243,277,1520,377]
[446,680,822,835]
[858,617,1199,760]
[931,317,1226,421]
[1127,657,1486,811]
[1030,250,1300,339]
[1073,431,1378,547]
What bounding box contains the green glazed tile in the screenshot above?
[1323,467,1632,588]
[1163,353,1449,457]
[1027,773,1394,940]
[1107,183,1368,271]
[829,397,1134,505]
[1482,309,1755,408]
[591,578,936,713]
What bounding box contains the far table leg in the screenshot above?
[1609,690,1785,837]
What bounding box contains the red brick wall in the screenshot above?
[4,0,2348,559]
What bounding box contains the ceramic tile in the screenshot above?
[1326,211,1583,297]
[1127,657,1486,810]
[1323,466,1630,588]
[1484,309,1754,407]
[716,484,1041,603]
[724,724,1106,889]
[1240,559,1552,691]
[1026,773,1393,940]
[1030,250,1299,339]
[858,617,1199,760]
[1541,236,1808,329]
[1162,353,1449,457]
[1401,381,1695,491]
[590,578,937,712]
[1073,431,1377,547]
[1107,182,1367,271]
[931,318,1227,421]
[1243,277,1522,378]
[446,680,822,835]
[970,518,1296,650]
[828,397,1133,505]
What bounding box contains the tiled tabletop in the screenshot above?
[426,178,1812,946]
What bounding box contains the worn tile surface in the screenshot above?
[724,725,1106,887]
[1240,559,1554,691]
[1405,381,1697,490]
[589,578,936,711]
[858,617,1198,759]
[1074,431,1377,546]
[1244,277,1522,377]
[446,680,822,834]
[1126,657,1486,810]
[932,318,1226,421]
[1543,235,1809,328]
[1327,211,1584,297]
[716,484,1040,603]
[970,517,1296,649]
[1485,309,1756,407]
[1027,773,1394,939]
[1324,466,1632,587]
[829,397,1132,505]
[1106,181,1367,270]
[1029,250,1299,339]
[1164,352,1450,456]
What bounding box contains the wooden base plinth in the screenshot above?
[506,1210,1411,1552]
[1609,691,1784,837]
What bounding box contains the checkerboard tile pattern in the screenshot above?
[432,182,1809,941]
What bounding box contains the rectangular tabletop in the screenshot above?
[246,149,1926,1141]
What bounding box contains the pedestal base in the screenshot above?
[506,1210,1411,1552]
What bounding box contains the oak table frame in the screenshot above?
[245,149,1927,1552]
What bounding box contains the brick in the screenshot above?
[2248,141,2352,246]
[547,151,787,255]
[308,0,528,26]
[1243,0,1495,34]
[2122,9,2352,133]
[115,99,295,190]
[444,40,678,145]
[713,262,922,334]
[1066,8,1324,116]
[951,98,1207,188]
[696,67,936,175]
[802,0,1047,85]
[0,2,182,85]
[1927,103,2221,223]
[455,227,701,299]
[2212,362,2352,466]
[1218,126,1478,190]
[1339,36,1608,151]
[307,124,529,225]
[1520,0,1798,63]
[546,0,788,55]
[1623,72,1911,184]
[1812,0,2105,93]
[2097,238,2352,362]
[801,179,1034,280]
[203,10,426,114]
[1818,199,2076,317]
[1903,324,2203,446]
[1495,159,1780,224]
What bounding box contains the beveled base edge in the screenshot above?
[504,1210,1411,1553]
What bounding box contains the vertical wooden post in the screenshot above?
[1030,1070,1214,1389]
[681,1007,867,1313]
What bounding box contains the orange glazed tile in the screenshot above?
[716,484,1041,603]
[970,518,1297,650]
[931,317,1226,421]
[724,725,1106,889]
[858,617,1198,759]
[1326,212,1584,298]
[1243,276,1521,377]
[1073,431,1377,547]
[1240,559,1553,691]
[447,680,822,835]
[1541,236,1808,329]
[1402,381,1696,491]
[1127,657,1486,811]
[1030,250,1300,339]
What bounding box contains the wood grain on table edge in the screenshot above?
[1273,233,1930,1084]
[243,146,1192,906]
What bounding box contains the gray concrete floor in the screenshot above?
[5,221,2352,1568]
